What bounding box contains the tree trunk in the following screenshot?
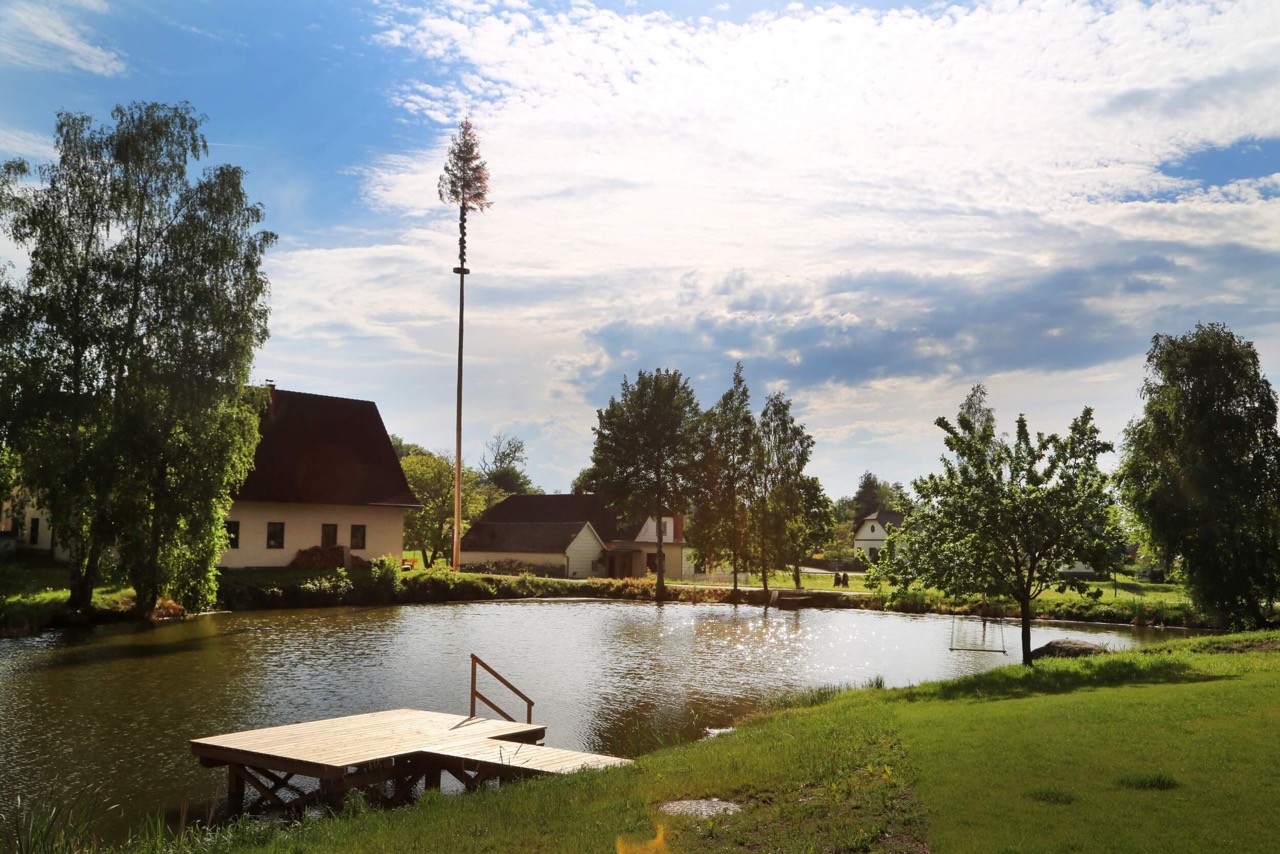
[1020,596,1034,667]
[655,498,666,604]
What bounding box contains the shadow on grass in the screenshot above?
[901,655,1223,703]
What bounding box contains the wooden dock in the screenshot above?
[190,708,631,814]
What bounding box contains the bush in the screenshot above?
[351,555,403,604]
[298,568,352,606]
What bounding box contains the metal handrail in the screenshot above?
[469,653,534,724]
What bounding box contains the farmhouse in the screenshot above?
[220,388,420,569]
[460,494,694,580]
[5,388,420,569]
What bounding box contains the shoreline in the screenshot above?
[3,566,1217,639]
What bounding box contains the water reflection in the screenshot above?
[0,600,1186,836]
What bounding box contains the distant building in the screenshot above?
[853,509,905,563]
[460,494,693,580]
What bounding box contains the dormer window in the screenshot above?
[871,524,876,533]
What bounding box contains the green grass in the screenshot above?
[74,632,1280,853]
[0,553,134,636]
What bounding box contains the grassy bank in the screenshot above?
[0,555,135,636]
[2,554,1214,638]
[19,631,1273,853]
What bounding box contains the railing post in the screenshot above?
[470,654,478,718]
[469,653,534,724]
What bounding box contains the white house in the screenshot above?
[219,388,421,569]
[852,509,904,564]
[6,388,420,569]
[460,494,694,580]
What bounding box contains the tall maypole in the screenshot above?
[438,118,492,570]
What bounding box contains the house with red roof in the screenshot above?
[219,387,421,569]
[6,387,420,570]
[460,493,693,580]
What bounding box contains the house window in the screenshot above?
[267,522,285,549]
[350,524,366,551]
[28,517,39,545]
[225,521,240,549]
[661,519,670,538]
[870,524,876,533]
[321,524,337,548]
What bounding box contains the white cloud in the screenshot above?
[0,126,56,160]
[252,0,1280,494]
[369,0,1280,281]
[0,0,124,76]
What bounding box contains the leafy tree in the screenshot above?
[390,434,429,460]
[693,363,758,591]
[590,369,703,602]
[402,451,483,566]
[872,385,1121,666]
[1117,324,1280,627]
[784,474,834,589]
[438,117,492,573]
[850,471,894,528]
[0,103,272,612]
[479,432,539,504]
[750,391,816,593]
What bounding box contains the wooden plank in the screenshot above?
[190,707,626,813]
[190,709,545,771]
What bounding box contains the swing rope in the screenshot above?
[948,604,1008,654]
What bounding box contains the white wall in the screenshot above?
[565,526,605,578]
[221,501,405,568]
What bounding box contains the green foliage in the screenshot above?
[388,434,428,460]
[478,432,539,503]
[1118,323,1280,628]
[437,117,492,216]
[691,364,826,592]
[874,384,1123,665]
[401,451,484,566]
[0,791,108,854]
[693,362,758,587]
[364,555,404,602]
[0,102,272,613]
[590,368,704,600]
[298,568,352,606]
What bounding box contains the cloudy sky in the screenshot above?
[2,0,1278,497]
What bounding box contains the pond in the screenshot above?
[0,600,1185,836]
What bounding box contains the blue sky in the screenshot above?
[2,0,1279,497]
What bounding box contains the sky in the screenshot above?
[2,0,1278,498]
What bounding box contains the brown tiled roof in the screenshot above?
[235,388,421,508]
[460,521,601,555]
[473,494,626,540]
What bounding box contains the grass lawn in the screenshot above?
[115,633,1280,854]
[0,553,134,634]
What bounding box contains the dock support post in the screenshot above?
[227,765,246,816]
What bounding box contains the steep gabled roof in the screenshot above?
[474,494,625,540]
[460,521,601,555]
[862,509,905,527]
[235,388,421,508]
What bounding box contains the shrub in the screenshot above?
[355,555,403,604]
[298,568,352,606]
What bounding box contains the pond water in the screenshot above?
[0,600,1185,835]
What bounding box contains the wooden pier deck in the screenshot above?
[191,708,631,814]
